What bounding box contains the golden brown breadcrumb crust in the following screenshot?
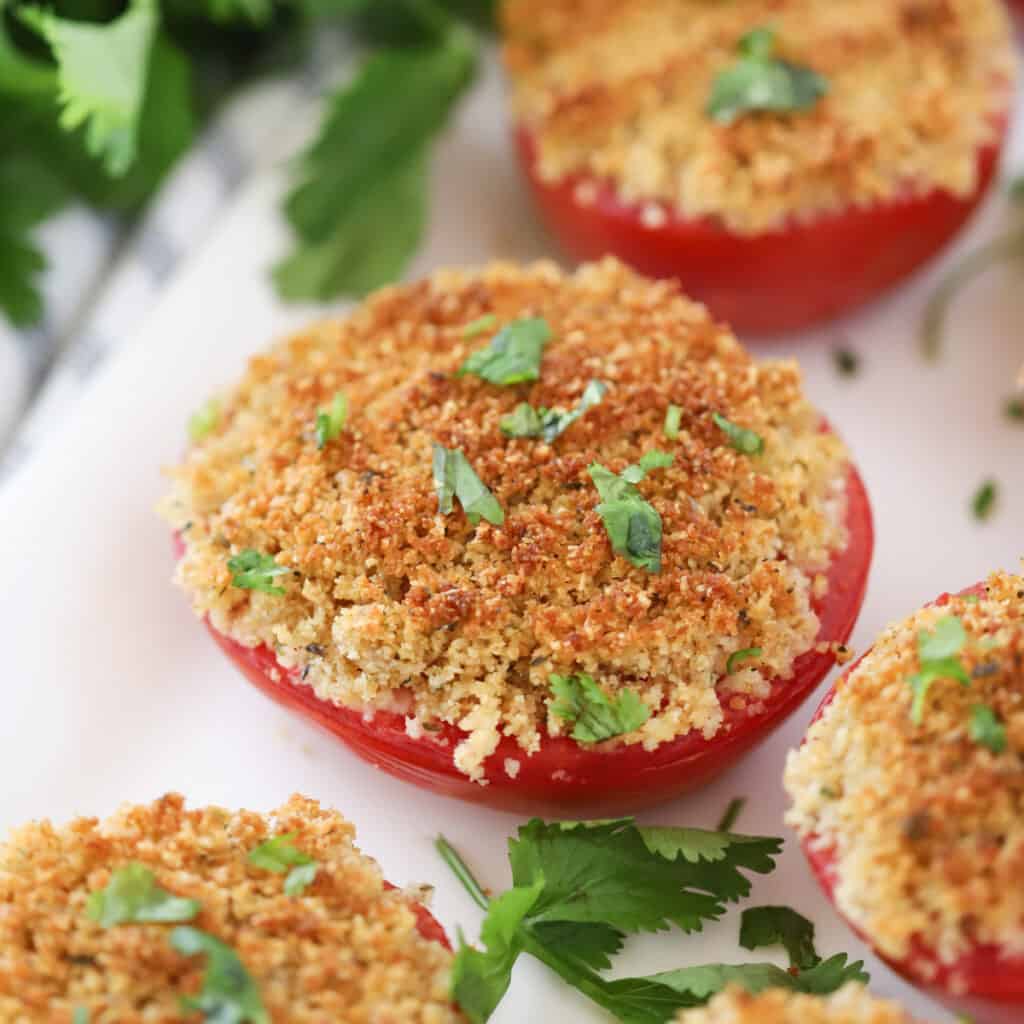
[502,0,1016,233]
[785,571,1024,973]
[0,794,462,1023]
[675,984,925,1023]
[162,259,849,780]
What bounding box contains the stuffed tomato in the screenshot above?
[785,574,1024,1024]
[502,0,1016,335]
[0,793,459,1022]
[164,258,872,814]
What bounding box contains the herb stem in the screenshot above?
[435,835,490,912]
[520,932,621,1017]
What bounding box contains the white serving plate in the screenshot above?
[1,54,1022,1023]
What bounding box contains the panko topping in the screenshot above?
[502,0,1015,233]
[675,984,926,1023]
[163,259,850,780]
[785,571,1024,972]
[0,794,461,1023]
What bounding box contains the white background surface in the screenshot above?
[1,56,1022,1022]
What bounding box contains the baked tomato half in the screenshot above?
[190,461,871,816]
[787,579,1024,1024]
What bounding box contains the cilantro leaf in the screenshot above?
[712,413,764,455]
[86,863,200,928]
[283,862,319,896]
[589,453,673,573]
[707,27,827,125]
[432,444,504,526]
[200,0,275,25]
[501,379,607,443]
[529,920,626,972]
[739,906,820,970]
[549,672,649,743]
[462,313,497,339]
[72,1009,90,1024]
[188,398,220,442]
[663,404,682,440]
[228,549,289,596]
[170,926,268,1024]
[971,479,998,522]
[909,615,970,723]
[793,953,870,994]
[248,832,319,895]
[919,616,967,660]
[19,0,159,175]
[315,391,348,449]
[969,704,1007,755]
[457,318,551,386]
[726,648,761,674]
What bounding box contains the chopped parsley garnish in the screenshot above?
[432,444,504,526]
[740,906,820,970]
[1005,396,1024,422]
[228,549,289,596]
[248,833,318,896]
[86,863,200,928]
[663,404,682,440]
[716,797,746,833]
[727,648,761,674]
[712,413,764,455]
[72,1009,90,1024]
[188,398,220,442]
[314,391,348,449]
[969,704,1007,755]
[971,479,998,522]
[462,314,498,339]
[438,818,864,1023]
[909,615,970,724]
[456,317,551,386]
[589,451,674,573]
[500,380,607,443]
[707,27,827,125]
[549,673,650,743]
[832,348,859,378]
[170,926,268,1024]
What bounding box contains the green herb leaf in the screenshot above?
[432,444,504,526]
[712,412,764,455]
[589,453,673,573]
[457,318,551,386]
[707,27,827,125]
[228,549,289,596]
[549,673,649,743]
[971,479,998,522]
[462,313,498,339]
[201,0,275,26]
[715,797,746,833]
[969,704,1007,755]
[248,833,313,872]
[72,1009,90,1024]
[909,615,970,724]
[726,648,761,674]
[833,348,859,378]
[188,399,220,442]
[170,926,268,1024]
[1005,396,1024,422]
[918,616,967,660]
[86,863,200,928]
[283,862,319,896]
[315,391,348,449]
[19,0,159,176]
[500,380,607,443]
[663,404,682,440]
[739,906,820,970]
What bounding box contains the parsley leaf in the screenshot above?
[248,833,319,895]
[549,673,649,743]
[462,313,498,339]
[170,926,268,1024]
[1006,396,1024,422]
[707,27,827,125]
[19,0,159,175]
[501,380,607,443]
[909,615,970,723]
[72,1009,90,1024]
[315,391,348,449]
[432,444,504,525]
[86,863,200,928]
[589,452,674,573]
[188,398,220,442]
[712,413,764,455]
[969,704,1007,755]
[663,404,682,440]
[739,906,820,970]
[833,348,859,378]
[457,318,551,386]
[726,648,761,674]
[228,549,289,596]
[971,479,998,522]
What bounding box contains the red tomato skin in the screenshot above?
[515,124,1005,336]
[798,583,1024,1023]
[195,464,872,816]
[383,881,451,951]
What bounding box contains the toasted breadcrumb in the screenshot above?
[162,259,849,781]
[502,0,1016,233]
[0,794,462,1023]
[785,571,1024,972]
[675,984,926,1023]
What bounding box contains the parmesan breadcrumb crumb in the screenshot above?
[675,984,927,1023]
[0,794,462,1023]
[785,571,1024,973]
[502,0,1016,233]
[162,259,849,781]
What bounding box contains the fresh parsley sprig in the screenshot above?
[969,703,1007,754]
[908,615,970,724]
[457,318,552,386]
[501,380,607,443]
[228,549,290,595]
[86,863,200,928]
[315,391,348,449]
[549,672,649,742]
[712,413,764,455]
[432,444,504,525]
[248,833,319,896]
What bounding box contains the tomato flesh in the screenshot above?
[515,123,1006,335]
[799,583,1024,1023]
[196,464,872,815]
[383,881,451,951]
